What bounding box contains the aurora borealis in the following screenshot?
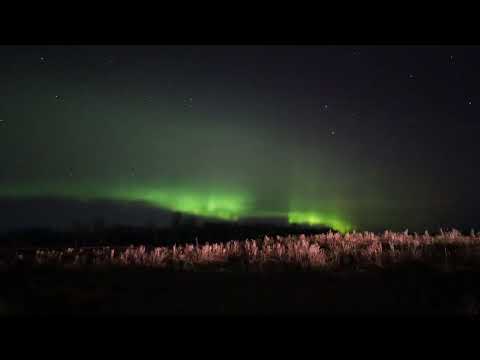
[1,182,353,232]
[1,45,480,232]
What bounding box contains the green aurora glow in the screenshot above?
[1,183,353,232]
[287,211,351,233]
[2,46,471,233]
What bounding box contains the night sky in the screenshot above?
[1,45,479,232]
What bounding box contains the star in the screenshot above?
[408,74,415,79]
[324,104,329,109]
[184,97,193,108]
[40,57,46,63]
[330,130,336,136]
[468,100,472,105]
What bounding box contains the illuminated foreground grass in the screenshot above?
[28,229,480,272]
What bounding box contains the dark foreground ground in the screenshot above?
[2,264,480,316]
